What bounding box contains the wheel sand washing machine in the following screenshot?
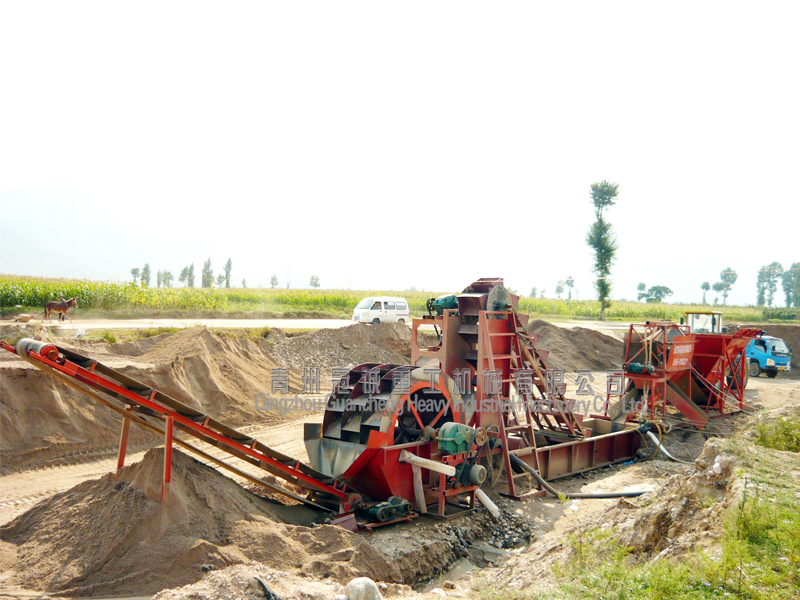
[303,278,645,525]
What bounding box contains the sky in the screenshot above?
[1,2,798,306]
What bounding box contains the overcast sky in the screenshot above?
[1,2,797,305]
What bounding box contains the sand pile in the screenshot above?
[266,323,412,372]
[526,320,623,373]
[0,327,304,472]
[0,448,398,597]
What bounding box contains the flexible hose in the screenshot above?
[645,430,693,465]
[509,454,647,499]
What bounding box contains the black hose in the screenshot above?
[509,454,647,499]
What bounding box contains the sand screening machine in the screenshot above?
[6,277,755,529]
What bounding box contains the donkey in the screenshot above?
[43,298,78,322]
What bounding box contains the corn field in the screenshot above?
[0,275,792,322]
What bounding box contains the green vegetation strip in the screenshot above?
[1,275,797,322]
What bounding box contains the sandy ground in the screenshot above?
[0,317,634,339]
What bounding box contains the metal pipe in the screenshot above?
[509,455,647,499]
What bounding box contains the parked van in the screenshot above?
[746,335,792,378]
[352,297,410,324]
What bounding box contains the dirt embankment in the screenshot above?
[0,327,304,472]
[527,319,624,373]
[265,322,413,371]
[0,448,399,597]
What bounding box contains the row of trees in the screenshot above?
[757,262,800,307]
[131,258,234,288]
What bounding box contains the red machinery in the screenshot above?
[3,278,644,528]
[304,278,642,514]
[605,321,761,430]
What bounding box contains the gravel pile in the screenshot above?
[264,323,413,372]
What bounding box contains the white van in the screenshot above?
[352,296,411,324]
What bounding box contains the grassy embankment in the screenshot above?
[480,415,800,600]
[1,275,797,323]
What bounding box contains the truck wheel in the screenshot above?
[766,371,778,379]
[398,319,405,324]
[371,318,380,325]
[748,361,761,378]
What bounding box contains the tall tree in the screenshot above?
[530,286,538,298]
[187,263,195,288]
[285,269,293,289]
[141,263,151,287]
[637,282,647,301]
[757,262,783,307]
[782,263,800,308]
[585,181,619,320]
[270,275,278,289]
[130,267,140,285]
[201,259,213,288]
[701,281,710,304]
[179,266,189,287]
[719,268,738,305]
[241,278,247,289]
[555,280,565,299]
[163,271,173,287]
[565,276,575,300]
[156,270,163,288]
[216,274,225,287]
[712,281,725,305]
[223,258,233,288]
[310,275,320,288]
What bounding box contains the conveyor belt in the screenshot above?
[1,338,361,513]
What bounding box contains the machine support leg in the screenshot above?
[162,416,173,502]
[116,411,131,478]
[411,464,427,514]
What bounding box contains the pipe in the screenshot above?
[399,449,456,476]
[509,455,647,499]
[645,431,692,465]
[475,488,500,517]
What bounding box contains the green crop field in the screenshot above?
[1,274,797,323]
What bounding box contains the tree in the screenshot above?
[712,281,725,305]
[757,262,783,307]
[163,271,173,288]
[637,282,647,301]
[141,263,151,287]
[130,267,140,284]
[585,181,619,320]
[179,266,189,287]
[216,274,225,287]
[156,270,163,288]
[565,276,575,300]
[641,285,673,303]
[201,259,213,288]
[187,263,195,288]
[270,275,278,288]
[555,280,565,299]
[540,289,546,298]
[782,263,800,308]
[285,269,293,289]
[223,258,233,288]
[719,268,738,305]
[310,275,320,288]
[701,281,710,304]
[242,279,247,289]
[530,286,538,298]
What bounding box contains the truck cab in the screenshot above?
[684,311,731,333]
[746,335,792,378]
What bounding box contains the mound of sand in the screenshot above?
[266,322,412,372]
[0,448,398,597]
[0,327,304,472]
[526,320,623,373]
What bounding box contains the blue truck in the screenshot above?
[747,335,792,378]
